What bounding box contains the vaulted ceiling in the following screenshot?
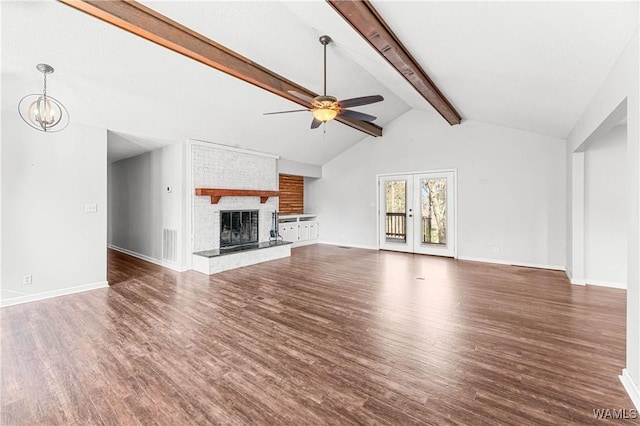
[1,1,638,166]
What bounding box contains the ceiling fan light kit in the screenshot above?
[18,63,70,132]
[265,35,383,130]
[311,95,339,122]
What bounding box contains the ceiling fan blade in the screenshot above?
[311,117,323,129]
[263,109,309,115]
[288,90,316,105]
[339,109,377,122]
[338,95,384,109]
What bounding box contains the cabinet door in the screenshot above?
[278,223,290,241]
[308,221,318,240]
[298,223,310,241]
[285,223,298,242]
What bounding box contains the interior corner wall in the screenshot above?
[303,177,320,214]
[108,142,186,269]
[565,28,639,401]
[307,109,566,268]
[585,124,627,287]
[1,110,107,306]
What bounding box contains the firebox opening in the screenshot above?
[220,210,259,248]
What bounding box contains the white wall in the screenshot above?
[108,142,186,269]
[1,110,107,306]
[277,158,322,179]
[585,124,627,287]
[566,28,639,406]
[308,109,566,268]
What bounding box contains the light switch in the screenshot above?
[85,203,97,213]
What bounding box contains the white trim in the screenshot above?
[291,239,319,248]
[376,177,381,250]
[188,139,280,159]
[453,168,458,259]
[566,269,586,285]
[376,168,457,178]
[456,255,565,271]
[319,240,378,251]
[620,369,640,410]
[585,279,627,289]
[375,168,458,258]
[279,214,319,220]
[185,140,194,271]
[108,245,188,272]
[1,281,109,308]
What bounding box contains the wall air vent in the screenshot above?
[162,229,178,262]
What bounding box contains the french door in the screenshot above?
[378,170,456,257]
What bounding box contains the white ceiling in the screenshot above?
[2,1,638,166]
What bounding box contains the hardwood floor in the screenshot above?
[1,245,636,425]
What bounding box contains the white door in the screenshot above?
[379,175,414,252]
[379,171,456,257]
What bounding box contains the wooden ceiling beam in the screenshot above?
[57,0,383,137]
[327,0,462,125]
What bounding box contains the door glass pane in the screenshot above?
[420,178,447,245]
[385,180,406,242]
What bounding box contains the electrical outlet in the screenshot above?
[23,274,32,285]
[492,246,500,254]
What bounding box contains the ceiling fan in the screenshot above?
[264,35,384,129]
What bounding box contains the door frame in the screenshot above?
[376,168,458,258]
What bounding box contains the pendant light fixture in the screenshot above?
[18,64,70,132]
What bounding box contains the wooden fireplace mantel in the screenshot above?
[195,188,279,204]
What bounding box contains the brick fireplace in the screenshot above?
[190,141,290,274]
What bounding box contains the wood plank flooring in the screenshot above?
[1,245,636,425]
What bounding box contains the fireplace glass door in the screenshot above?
[220,210,259,247]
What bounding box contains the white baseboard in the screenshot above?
[565,270,584,285]
[456,255,565,271]
[291,239,319,248]
[318,240,378,251]
[108,245,188,272]
[620,369,640,410]
[1,281,109,308]
[585,279,627,289]
[565,270,626,288]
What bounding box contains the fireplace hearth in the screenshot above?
[220,210,259,248]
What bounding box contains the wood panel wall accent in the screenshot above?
[278,174,304,215]
[195,188,279,204]
[58,0,383,137]
[327,0,462,126]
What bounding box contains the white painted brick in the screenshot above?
[191,244,291,275]
[192,144,278,252]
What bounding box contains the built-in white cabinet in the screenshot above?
[278,214,319,247]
